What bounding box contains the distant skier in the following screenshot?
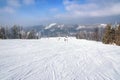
[64,36,68,42]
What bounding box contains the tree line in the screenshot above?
[76,24,120,46]
[1,24,120,46]
[76,27,105,41]
[0,25,40,39]
[102,24,120,46]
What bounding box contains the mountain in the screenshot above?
[25,25,45,32]
[24,23,106,38]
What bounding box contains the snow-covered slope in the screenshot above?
[0,38,120,80]
[45,23,57,29]
[76,25,86,30]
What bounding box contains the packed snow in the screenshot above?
[0,37,120,80]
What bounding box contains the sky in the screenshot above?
[0,0,120,26]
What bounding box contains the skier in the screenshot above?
[64,36,68,42]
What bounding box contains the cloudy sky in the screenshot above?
[0,0,120,26]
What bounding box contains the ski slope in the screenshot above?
[0,37,120,80]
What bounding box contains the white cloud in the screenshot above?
[7,0,21,7]
[0,6,15,14]
[0,0,36,14]
[57,0,120,19]
[23,0,35,5]
[49,8,58,12]
[0,0,21,14]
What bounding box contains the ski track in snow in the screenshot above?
[0,37,120,80]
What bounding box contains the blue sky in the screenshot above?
[0,0,120,26]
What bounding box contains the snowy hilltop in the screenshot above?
[0,37,120,80]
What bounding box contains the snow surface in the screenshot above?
[0,37,120,80]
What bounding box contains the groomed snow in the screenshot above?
[0,37,120,80]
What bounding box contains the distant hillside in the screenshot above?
[24,23,106,38]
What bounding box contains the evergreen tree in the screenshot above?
[93,27,99,41]
[12,25,18,39]
[110,28,115,43]
[0,27,6,39]
[102,24,111,44]
[115,24,120,45]
[5,27,10,39]
[27,30,36,39]
[0,27,3,39]
[11,25,21,39]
